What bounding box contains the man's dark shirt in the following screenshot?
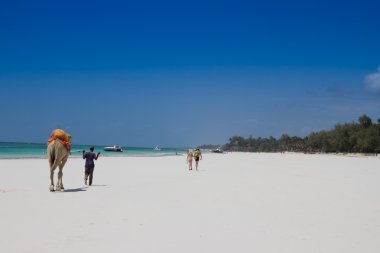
[84,152,97,168]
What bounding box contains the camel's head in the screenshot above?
[67,135,72,142]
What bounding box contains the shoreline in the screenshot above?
[0,153,184,160]
[0,142,187,160]
[0,151,378,160]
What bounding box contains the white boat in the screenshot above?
[211,146,224,153]
[211,148,223,153]
[153,145,161,151]
[104,145,123,152]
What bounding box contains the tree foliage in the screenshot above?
[222,115,380,153]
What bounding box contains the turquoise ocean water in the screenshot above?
[0,142,187,159]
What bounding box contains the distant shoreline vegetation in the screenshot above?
[200,115,380,154]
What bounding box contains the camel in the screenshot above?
[47,130,71,192]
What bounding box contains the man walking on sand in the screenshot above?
[82,146,100,186]
[194,148,202,171]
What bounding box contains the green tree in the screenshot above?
[279,134,290,151]
[359,114,372,128]
[220,114,380,154]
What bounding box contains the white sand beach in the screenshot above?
[0,153,379,253]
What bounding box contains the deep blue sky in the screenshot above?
[1,0,380,147]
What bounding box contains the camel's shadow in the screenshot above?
[62,187,87,193]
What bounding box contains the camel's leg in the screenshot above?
[56,169,62,191]
[50,167,55,192]
[57,158,67,191]
[57,167,63,191]
[58,169,64,190]
[49,156,56,192]
[50,158,60,192]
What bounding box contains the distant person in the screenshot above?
[82,146,100,186]
[194,148,202,171]
[187,149,193,170]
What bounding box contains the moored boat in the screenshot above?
[211,146,224,153]
[104,146,123,152]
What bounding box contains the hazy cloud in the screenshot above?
[325,84,352,98]
[364,67,380,93]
